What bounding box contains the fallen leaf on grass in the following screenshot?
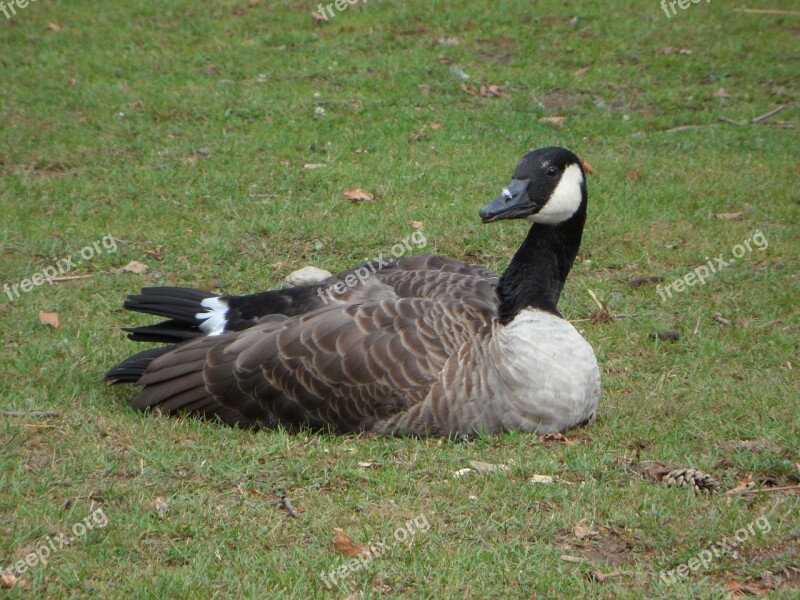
[715,212,744,220]
[453,467,474,478]
[573,524,598,539]
[461,83,509,98]
[540,432,577,446]
[529,474,555,484]
[539,116,565,125]
[723,578,774,596]
[329,528,368,558]
[39,311,61,328]
[311,10,326,23]
[46,22,61,31]
[411,221,423,229]
[580,160,596,174]
[343,189,375,203]
[573,66,590,77]
[430,121,443,130]
[121,260,148,274]
[303,163,326,170]
[713,88,731,98]
[437,37,460,46]
[1,573,18,588]
[726,473,755,495]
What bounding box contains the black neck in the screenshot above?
[496,204,586,324]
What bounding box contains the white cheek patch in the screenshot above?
[532,163,584,225]
[501,188,512,200]
[196,297,229,336]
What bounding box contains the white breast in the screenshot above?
[488,309,600,434]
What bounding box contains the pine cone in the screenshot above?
[661,468,719,494]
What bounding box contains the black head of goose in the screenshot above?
[107,146,599,437]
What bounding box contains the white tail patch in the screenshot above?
[532,163,585,225]
[196,297,228,336]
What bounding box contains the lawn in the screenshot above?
[0,0,798,597]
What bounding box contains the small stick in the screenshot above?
[50,274,97,282]
[718,116,745,126]
[278,494,300,518]
[1,410,62,418]
[751,105,786,124]
[725,485,800,496]
[665,124,714,133]
[733,9,800,16]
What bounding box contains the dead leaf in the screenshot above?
[460,83,508,98]
[469,460,510,474]
[573,67,590,77]
[418,84,431,95]
[713,88,731,98]
[726,473,755,495]
[430,121,443,130]
[657,47,677,55]
[311,11,326,23]
[580,160,596,175]
[437,37,460,46]
[303,163,326,170]
[539,116,565,124]
[715,211,743,220]
[38,311,61,328]
[343,189,375,203]
[357,461,377,468]
[411,221,423,229]
[573,524,598,539]
[723,578,774,596]
[1,573,18,589]
[121,260,148,274]
[540,432,577,446]
[45,22,61,31]
[329,528,368,558]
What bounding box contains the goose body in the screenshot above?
[107,147,600,437]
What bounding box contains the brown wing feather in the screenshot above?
[129,270,496,433]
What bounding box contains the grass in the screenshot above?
[1,0,798,597]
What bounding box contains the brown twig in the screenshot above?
[751,105,786,124]
[725,485,800,496]
[665,124,716,134]
[733,8,800,16]
[1,410,62,418]
[718,116,745,126]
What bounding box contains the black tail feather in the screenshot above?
[123,287,216,323]
[123,320,207,343]
[105,346,176,384]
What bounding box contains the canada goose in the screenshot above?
[107,146,600,436]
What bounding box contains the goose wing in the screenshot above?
[131,290,495,433]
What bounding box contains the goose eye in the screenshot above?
[547,166,559,177]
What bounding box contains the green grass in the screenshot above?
[1,0,798,597]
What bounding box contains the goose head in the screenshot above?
[479,146,586,225]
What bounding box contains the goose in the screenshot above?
[106,146,600,437]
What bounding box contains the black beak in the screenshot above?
[479,178,532,223]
